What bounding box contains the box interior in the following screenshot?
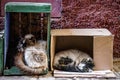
[5,12,49,74]
[51,36,94,70]
[55,36,93,57]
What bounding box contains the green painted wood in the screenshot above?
[4,66,48,75]
[4,2,51,75]
[47,13,51,70]
[5,2,52,13]
[0,35,3,75]
[4,66,24,75]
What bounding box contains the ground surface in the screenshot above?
[0,58,120,80]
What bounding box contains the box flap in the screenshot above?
[51,29,112,36]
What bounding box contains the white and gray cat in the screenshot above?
[53,49,94,72]
[15,34,48,75]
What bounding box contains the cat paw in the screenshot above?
[77,58,94,72]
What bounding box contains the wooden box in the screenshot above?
[4,2,51,75]
[51,29,114,71]
[0,30,4,75]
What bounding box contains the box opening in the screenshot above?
[51,36,94,71]
[55,36,93,58]
[5,12,49,74]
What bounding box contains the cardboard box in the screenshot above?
[50,29,114,71]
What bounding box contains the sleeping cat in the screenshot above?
[24,40,47,69]
[53,49,94,72]
[15,34,48,75]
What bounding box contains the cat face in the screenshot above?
[24,34,36,46]
[17,34,36,52]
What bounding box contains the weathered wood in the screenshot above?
[4,2,51,75]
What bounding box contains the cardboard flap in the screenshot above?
[93,36,114,70]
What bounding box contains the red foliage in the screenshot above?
[51,0,120,58]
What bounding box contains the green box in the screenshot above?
[4,2,51,75]
[0,32,4,75]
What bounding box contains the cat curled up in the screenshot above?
[15,34,48,75]
[54,49,94,72]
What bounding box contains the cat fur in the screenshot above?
[15,34,48,75]
[53,49,94,72]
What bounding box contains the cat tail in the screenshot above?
[14,52,48,75]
